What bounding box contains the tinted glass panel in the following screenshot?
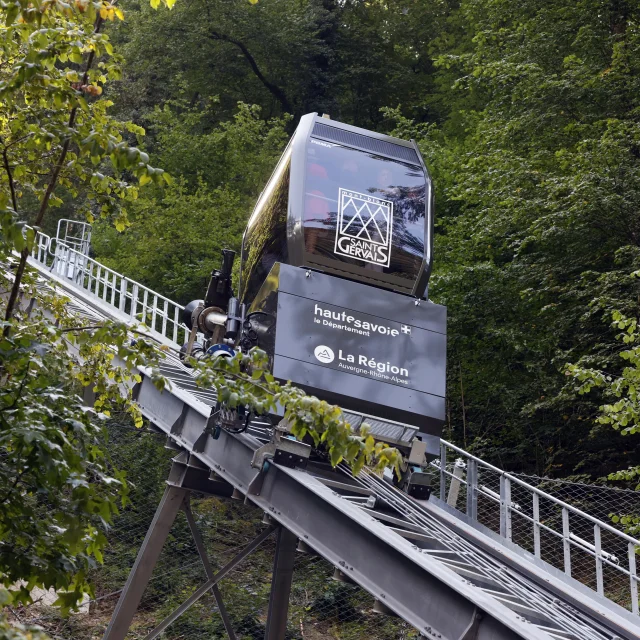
[303,138,426,283]
[240,152,291,304]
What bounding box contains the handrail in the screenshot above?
[436,439,640,614]
[29,231,189,349]
[439,438,640,547]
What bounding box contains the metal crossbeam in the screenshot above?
[143,526,276,640]
[102,485,188,640]
[130,374,547,639]
[182,497,237,640]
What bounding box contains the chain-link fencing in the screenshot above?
[7,424,421,639]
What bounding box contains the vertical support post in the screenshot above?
[594,524,604,597]
[562,507,571,577]
[500,476,512,541]
[131,283,139,320]
[532,493,541,559]
[151,294,158,332]
[264,526,297,640]
[447,459,465,509]
[103,486,188,640]
[101,268,108,301]
[119,278,128,313]
[629,542,638,616]
[90,262,97,291]
[173,305,180,343]
[161,299,168,338]
[52,244,60,276]
[88,261,95,294]
[439,442,446,503]
[466,459,478,521]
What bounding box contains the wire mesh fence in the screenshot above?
[7,424,420,639]
[431,443,640,614]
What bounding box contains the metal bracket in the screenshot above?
[332,568,356,585]
[408,438,428,466]
[193,407,221,452]
[251,435,310,470]
[406,470,433,500]
[170,404,190,437]
[372,598,398,616]
[246,466,268,498]
[167,453,233,498]
[458,607,483,640]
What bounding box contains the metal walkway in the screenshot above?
[8,230,640,640]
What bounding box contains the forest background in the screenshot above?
[27,0,640,482]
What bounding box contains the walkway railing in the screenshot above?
[28,228,640,616]
[434,440,640,614]
[30,230,188,348]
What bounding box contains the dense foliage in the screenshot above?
[0,5,402,634]
[0,0,175,625]
[89,0,640,480]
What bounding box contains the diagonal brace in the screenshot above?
[103,485,188,640]
[182,497,237,640]
[144,525,276,640]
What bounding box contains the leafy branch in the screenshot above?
[193,349,402,476]
[566,308,640,535]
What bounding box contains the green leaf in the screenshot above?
[5,4,19,26]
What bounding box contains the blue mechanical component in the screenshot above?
[206,343,235,358]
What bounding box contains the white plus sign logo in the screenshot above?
[401,325,411,335]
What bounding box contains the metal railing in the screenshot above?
[433,439,640,614]
[29,230,188,348]
[27,227,640,616]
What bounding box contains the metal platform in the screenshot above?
[5,231,639,640]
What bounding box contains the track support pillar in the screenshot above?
[264,526,297,640]
[103,484,188,640]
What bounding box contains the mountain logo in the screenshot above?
[313,345,335,364]
[334,188,393,267]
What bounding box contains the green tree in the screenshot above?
[385,0,640,476]
[1,8,402,636]
[92,102,290,301]
[0,0,174,327]
[109,0,451,130]
[566,307,640,535]
[0,0,175,627]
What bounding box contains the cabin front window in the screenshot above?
[302,138,426,284]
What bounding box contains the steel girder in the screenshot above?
[134,374,545,640]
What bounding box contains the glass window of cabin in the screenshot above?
[240,149,291,304]
[303,138,426,285]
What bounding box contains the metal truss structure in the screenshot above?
[3,230,639,640]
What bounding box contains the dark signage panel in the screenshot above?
[272,356,445,433]
[246,263,447,432]
[274,293,445,398]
